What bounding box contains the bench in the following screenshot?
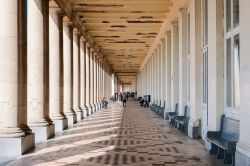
[167,103,179,126]
[175,105,190,134]
[153,100,159,113]
[158,101,166,118]
[155,100,161,114]
[207,114,239,165]
[150,100,157,112]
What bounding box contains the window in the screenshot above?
[202,0,208,47]
[187,13,191,54]
[225,0,240,108]
[201,0,208,104]
[226,0,239,32]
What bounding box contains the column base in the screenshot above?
[236,141,250,166]
[80,107,87,118]
[98,102,102,110]
[94,103,98,111]
[87,105,93,115]
[65,114,77,128]
[53,118,68,133]
[30,124,55,143]
[188,119,201,139]
[0,133,35,157]
[75,110,83,122]
[82,106,89,117]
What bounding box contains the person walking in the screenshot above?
[122,92,127,107]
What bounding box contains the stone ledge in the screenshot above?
[0,133,35,156]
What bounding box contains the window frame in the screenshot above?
[224,0,240,113]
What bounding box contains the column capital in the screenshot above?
[166,30,171,36]
[161,38,165,43]
[179,8,188,14]
[171,20,179,26]
[80,36,86,42]
[86,42,91,48]
[73,28,80,35]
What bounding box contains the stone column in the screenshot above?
[97,58,101,109]
[89,49,94,113]
[171,20,179,112]
[0,0,35,156]
[160,38,166,110]
[62,18,77,128]
[178,8,188,114]
[165,31,172,115]
[72,29,82,121]
[188,0,202,138]
[157,45,162,106]
[27,0,54,143]
[236,0,250,164]
[48,5,67,133]
[93,52,97,111]
[85,44,92,114]
[80,37,87,118]
[99,62,104,107]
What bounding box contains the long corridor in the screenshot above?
[6,101,221,166]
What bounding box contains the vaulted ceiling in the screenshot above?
[69,0,173,74]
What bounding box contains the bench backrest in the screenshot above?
[220,115,240,142]
[173,103,179,118]
[163,101,166,108]
[184,105,190,123]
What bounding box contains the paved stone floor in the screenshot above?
[4,100,223,166]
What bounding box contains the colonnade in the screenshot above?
[138,0,250,165]
[0,0,113,156]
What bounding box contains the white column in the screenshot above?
[27,0,54,143]
[0,1,26,138]
[63,19,76,127]
[178,8,188,114]
[207,0,224,131]
[157,46,162,105]
[165,31,172,113]
[171,20,179,112]
[85,44,92,114]
[80,38,87,117]
[188,0,202,138]
[72,29,82,121]
[94,53,98,110]
[49,7,67,132]
[0,0,35,156]
[236,0,250,164]
[89,49,94,113]
[160,38,166,107]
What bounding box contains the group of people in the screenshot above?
[138,95,151,108]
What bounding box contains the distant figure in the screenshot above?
[122,93,127,107]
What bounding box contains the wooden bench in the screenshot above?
[207,114,239,165]
[150,100,156,111]
[158,101,166,118]
[155,100,161,114]
[153,100,160,113]
[175,105,190,134]
[167,103,179,126]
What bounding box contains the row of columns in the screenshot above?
[138,2,202,137]
[0,0,112,156]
